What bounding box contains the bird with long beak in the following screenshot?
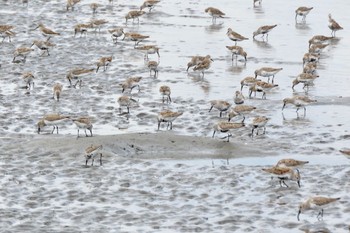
[262,166,301,188]
[297,197,340,221]
[282,95,317,116]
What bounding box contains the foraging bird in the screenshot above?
[212,121,245,142]
[66,0,81,11]
[282,96,317,116]
[22,72,35,90]
[53,83,63,101]
[262,166,301,188]
[140,0,160,12]
[328,14,343,37]
[34,23,60,39]
[295,7,313,21]
[227,28,248,45]
[31,39,55,56]
[249,81,278,100]
[205,7,225,23]
[134,45,160,60]
[66,68,95,88]
[125,10,146,24]
[84,144,103,166]
[159,85,171,103]
[37,114,70,134]
[117,96,137,114]
[251,116,269,136]
[209,100,231,118]
[226,45,247,62]
[292,73,319,92]
[187,55,211,72]
[96,56,113,73]
[121,76,142,93]
[108,27,124,43]
[297,197,340,221]
[234,90,245,105]
[240,76,261,91]
[253,25,277,40]
[254,67,283,84]
[228,105,256,123]
[308,35,333,48]
[157,110,183,130]
[193,56,213,78]
[148,60,159,78]
[276,158,309,167]
[72,117,93,138]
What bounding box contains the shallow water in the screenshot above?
[1,0,350,232]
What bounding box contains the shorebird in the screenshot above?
[117,96,137,114]
[13,47,34,62]
[253,0,262,6]
[251,116,269,136]
[339,149,350,156]
[0,29,15,43]
[209,100,231,118]
[122,32,149,46]
[249,81,278,99]
[226,45,247,62]
[96,56,113,73]
[303,53,320,66]
[228,105,256,123]
[121,76,142,93]
[37,114,70,134]
[254,67,283,84]
[227,28,249,45]
[262,166,301,188]
[159,85,171,103]
[234,90,245,105]
[297,197,340,221]
[193,56,213,78]
[140,0,160,12]
[22,72,35,90]
[309,43,329,54]
[34,23,60,39]
[90,19,108,33]
[295,7,313,21]
[125,10,146,24]
[72,117,93,138]
[276,158,309,168]
[308,35,333,48]
[90,3,99,14]
[108,27,124,43]
[66,68,95,88]
[240,76,261,91]
[31,39,55,56]
[212,121,245,142]
[205,7,225,23]
[53,83,63,101]
[282,95,317,116]
[134,45,160,60]
[74,23,91,37]
[187,55,211,72]
[292,73,319,92]
[157,110,183,130]
[85,145,103,166]
[328,14,343,37]
[303,62,317,74]
[253,25,277,40]
[147,60,159,77]
[66,0,81,11]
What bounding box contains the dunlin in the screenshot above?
[228,105,256,123]
[159,85,171,103]
[0,25,14,31]
[251,116,269,136]
[13,47,34,62]
[117,95,137,114]
[66,0,81,11]
[226,45,247,62]
[234,90,245,105]
[308,35,333,48]
[72,117,93,138]
[295,7,313,21]
[212,121,245,142]
[253,0,262,6]
[53,83,63,101]
[193,56,213,78]
[66,68,95,88]
[157,110,183,130]
[187,55,211,72]
[31,39,55,56]
[303,62,317,74]
[121,76,142,93]
[90,19,108,33]
[85,145,103,166]
[140,0,160,12]
[328,14,343,37]
[254,67,283,84]
[147,60,159,77]
[298,197,340,221]
[209,100,231,117]
[125,10,146,24]
[339,149,350,156]
[205,7,225,23]
[108,27,124,43]
[249,81,278,99]
[240,76,261,91]
[302,52,320,66]
[292,73,319,92]
[253,24,277,40]
[309,43,328,54]
[227,28,249,45]
[122,32,149,46]
[262,166,301,188]
[0,29,15,43]
[22,72,35,90]
[135,45,160,60]
[276,158,309,167]
[34,23,60,39]
[74,23,91,37]
[90,3,99,14]
[282,95,317,116]
[37,114,70,134]
[96,56,113,73]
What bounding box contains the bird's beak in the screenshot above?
[297,208,301,221]
[297,180,301,188]
[282,103,286,110]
